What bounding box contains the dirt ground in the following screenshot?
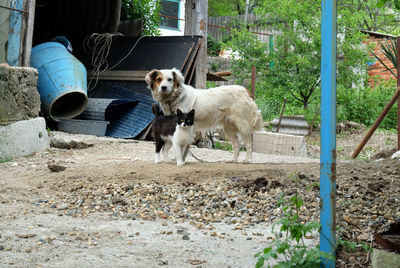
[0,129,399,267]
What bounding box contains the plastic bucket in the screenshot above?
[31,42,88,119]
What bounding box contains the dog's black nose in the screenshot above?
[161,86,167,91]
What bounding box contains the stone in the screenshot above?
[0,65,40,124]
[50,135,94,149]
[371,249,400,268]
[182,233,190,240]
[0,117,50,160]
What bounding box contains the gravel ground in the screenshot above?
[0,130,399,267]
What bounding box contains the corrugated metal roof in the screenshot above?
[361,30,396,39]
[99,85,155,139]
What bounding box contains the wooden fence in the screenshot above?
[207,14,274,44]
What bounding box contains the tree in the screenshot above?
[120,0,161,36]
[225,0,383,110]
[377,0,400,9]
[340,0,400,35]
[208,0,264,17]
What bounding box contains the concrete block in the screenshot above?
[253,131,308,157]
[0,65,41,125]
[372,249,400,268]
[0,117,49,160]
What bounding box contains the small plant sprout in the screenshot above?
[254,174,334,267]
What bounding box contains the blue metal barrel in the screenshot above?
[30,42,88,119]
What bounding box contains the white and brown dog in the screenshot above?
[145,68,263,163]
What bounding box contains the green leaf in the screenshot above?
[255,257,265,268]
[263,247,272,254]
[376,0,389,8]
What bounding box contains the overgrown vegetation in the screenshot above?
[120,0,161,36]
[214,0,399,128]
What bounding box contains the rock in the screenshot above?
[371,249,400,268]
[391,151,400,159]
[0,245,4,250]
[47,163,67,172]
[122,185,134,192]
[182,233,190,240]
[16,234,37,238]
[348,256,356,263]
[57,203,69,210]
[176,226,185,234]
[158,260,168,265]
[50,136,94,149]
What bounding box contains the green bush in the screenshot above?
[120,0,161,36]
[207,35,222,56]
[222,0,400,130]
[337,79,397,129]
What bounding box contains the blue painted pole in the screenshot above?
[7,0,24,66]
[320,0,337,267]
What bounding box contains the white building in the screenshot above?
[158,0,186,36]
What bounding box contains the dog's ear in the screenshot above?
[145,70,159,89]
[172,68,184,88]
[151,103,159,116]
[152,103,164,116]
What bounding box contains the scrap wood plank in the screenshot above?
[183,38,202,79]
[180,42,195,72]
[188,38,205,84]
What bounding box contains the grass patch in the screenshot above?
[0,157,13,163]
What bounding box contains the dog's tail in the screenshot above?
[251,109,263,131]
[151,103,164,117]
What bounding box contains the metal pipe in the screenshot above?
[6,0,24,66]
[352,86,400,158]
[320,1,337,267]
[0,4,29,14]
[397,36,400,149]
[251,65,256,99]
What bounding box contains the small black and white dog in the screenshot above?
[151,104,195,166]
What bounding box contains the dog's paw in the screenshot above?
[155,160,162,164]
[242,160,251,164]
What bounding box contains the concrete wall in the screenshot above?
[0,65,41,125]
[0,65,49,160]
